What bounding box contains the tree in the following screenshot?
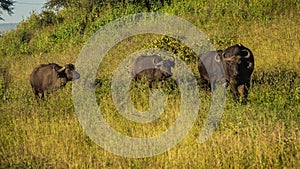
[44,0,71,11]
[0,0,15,20]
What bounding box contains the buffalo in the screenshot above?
[131,55,175,86]
[30,63,80,99]
[198,44,254,104]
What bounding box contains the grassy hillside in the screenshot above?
[0,0,299,168]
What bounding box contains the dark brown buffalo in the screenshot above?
[30,63,80,99]
[198,44,254,104]
[131,55,175,86]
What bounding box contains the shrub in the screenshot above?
[145,36,198,63]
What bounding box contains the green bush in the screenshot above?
[0,26,32,56]
[146,36,197,63]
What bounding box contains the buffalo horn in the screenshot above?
[57,67,66,72]
[170,55,175,62]
[214,54,221,62]
[222,52,236,61]
[153,57,163,66]
[242,49,251,59]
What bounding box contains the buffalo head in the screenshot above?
[131,55,175,86]
[57,64,80,81]
[152,56,175,78]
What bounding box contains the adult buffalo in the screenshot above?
[131,55,175,86]
[198,44,254,104]
[30,63,80,99]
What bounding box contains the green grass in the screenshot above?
[0,0,300,168]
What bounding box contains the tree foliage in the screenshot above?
[44,0,171,12]
[0,0,15,20]
[44,0,71,10]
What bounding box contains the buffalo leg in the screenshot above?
[200,76,210,91]
[32,88,40,100]
[41,92,45,99]
[230,82,240,103]
[241,81,250,104]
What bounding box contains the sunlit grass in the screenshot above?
[0,3,299,168]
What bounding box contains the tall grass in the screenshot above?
[0,0,299,168]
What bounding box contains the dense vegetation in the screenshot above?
[0,0,299,168]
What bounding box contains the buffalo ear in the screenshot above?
[65,64,75,70]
